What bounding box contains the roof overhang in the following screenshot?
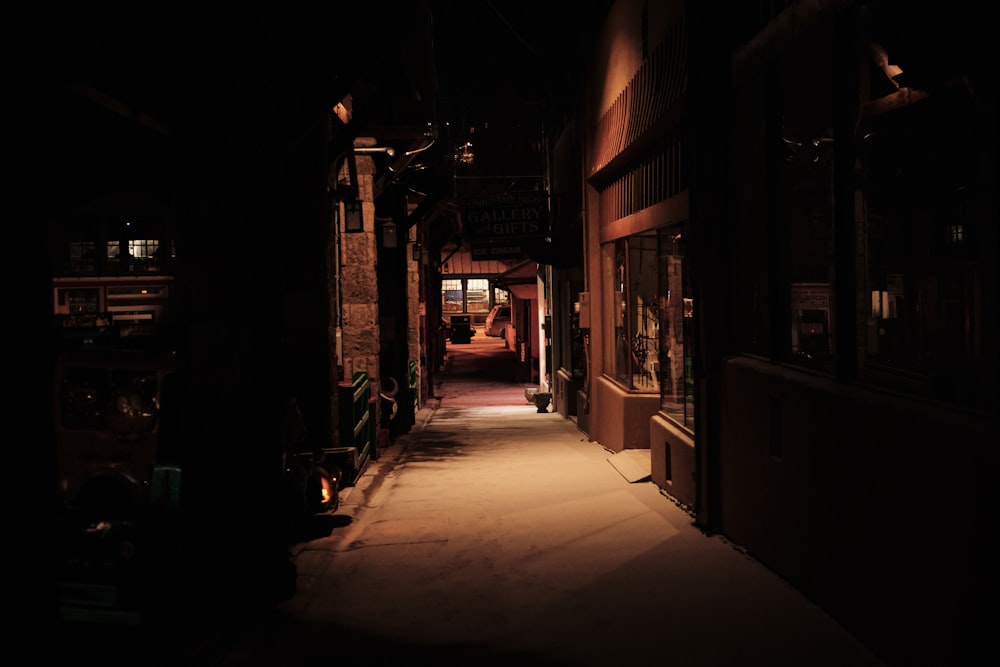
[495,260,540,300]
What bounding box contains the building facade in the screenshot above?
[44,5,995,660]
[556,1,996,664]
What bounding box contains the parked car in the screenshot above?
[485,305,511,338]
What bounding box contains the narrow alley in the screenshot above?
[162,329,886,666]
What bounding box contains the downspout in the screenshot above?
[538,117,552,393]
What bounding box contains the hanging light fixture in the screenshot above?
[344,200,364,233]
[411,243,422,261]
[380,218,398,248]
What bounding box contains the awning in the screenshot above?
[494,260,540,300]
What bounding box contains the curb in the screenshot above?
[335,400,438,514]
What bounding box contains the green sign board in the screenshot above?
[463,192,548,242]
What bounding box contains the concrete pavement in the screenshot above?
[56,331,888,665]
[215,332,887,665]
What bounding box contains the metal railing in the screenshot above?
[338,371,375,476]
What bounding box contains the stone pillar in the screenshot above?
[338,154,381,385]
[407,223,423,408]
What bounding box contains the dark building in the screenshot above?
[563,2,996,665]
[42,2,995,664]
[42,5,449,620]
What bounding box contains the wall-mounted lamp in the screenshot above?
[381,218,398,249]
[344,200,364,233]
[411,243,422,262]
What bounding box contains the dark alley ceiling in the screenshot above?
[44,3,609,216]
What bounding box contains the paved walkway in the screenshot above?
[58,331,887,665]
[219,332,885,665]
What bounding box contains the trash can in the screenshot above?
[449,315,473,344]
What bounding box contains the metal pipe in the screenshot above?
[354,146,396,157]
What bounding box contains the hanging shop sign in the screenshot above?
[470,241,526,261]
[463,191,549,243]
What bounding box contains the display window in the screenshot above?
[657,224,694,429]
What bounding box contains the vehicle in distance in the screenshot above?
[484,305,511,338]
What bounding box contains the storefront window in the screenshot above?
[466,278,490,313]
[442,279,463,313]
[859,93,993,408]
[603,232,660,393]
[657,225,694,429]
[441,277,492,315]
[779,24,836,374]
[603,239,627,384]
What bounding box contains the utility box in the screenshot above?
[449,315,473,344]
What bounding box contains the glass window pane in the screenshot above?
[604,234,661,393]
[603,240,630,385]
[859,92,994,407]
[129,239,160,272]
[780,24,836,374]
[658,225,694,429]
[466,278,490,312]
[441,279,463,313]
[629,231,659,393]
[69,241,96,274]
